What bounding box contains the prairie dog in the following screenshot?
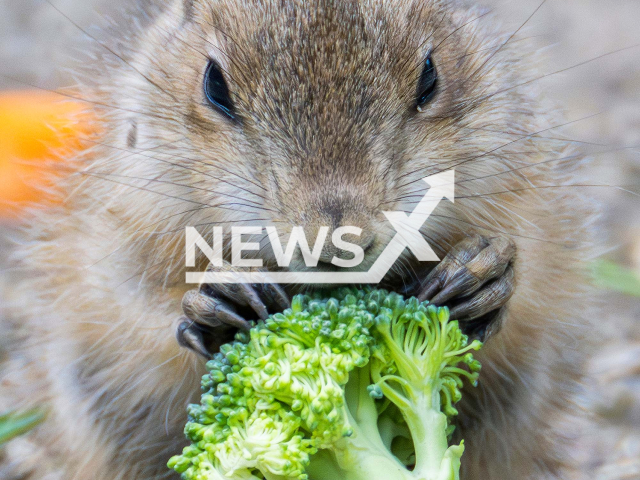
[1,0,596,479]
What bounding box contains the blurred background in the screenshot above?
[0,0,639,478]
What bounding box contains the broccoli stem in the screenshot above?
[306,364,462,480]
[375,377,462,480]
[309,418,411,480]
[368,306,466,480]
[404,396,463,480]
[307,364,412,480]
[310,446,410,480]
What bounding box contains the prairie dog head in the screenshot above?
[103,0,540,277]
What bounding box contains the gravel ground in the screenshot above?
[1,0,639,478]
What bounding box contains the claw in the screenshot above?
[418,276,442,303]
[449,266,515,321]
[176,319,212,359]
[430,273,473,305]
[182,289,252,330]
[260,283,291,311]
[237,284,269,320]
[458,310,503,342]
[418,235,487,302]
[208,283,269,320]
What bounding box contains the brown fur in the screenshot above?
[1,0,597,479]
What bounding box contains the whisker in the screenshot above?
[204,13,254,68]
[136,206,211,232]
[0,74,174,121]
[83,170,272,210]
[441,35,541,67]
[44,0,178,102]
[426,214,566,245]
[462,126,607,147]
[395,112,604,190]
[80,137,269,199]
[384,141,640,208]
[454,0,549,93]
[455,144,640,188]
[392,183,638,208]
[472,42,640,107]
[80,172,276,218]
[150,218,273,237]
[397,9,450,74]
[153,20,256,95]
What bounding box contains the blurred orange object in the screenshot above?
[0,90,92,218]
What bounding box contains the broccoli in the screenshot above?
[168,288,482,480]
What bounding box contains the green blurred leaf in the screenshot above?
[0,409,46,445]
[592,260,640,297]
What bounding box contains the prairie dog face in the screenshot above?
[119,0,529,273]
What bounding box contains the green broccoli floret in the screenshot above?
[168,288,481,480]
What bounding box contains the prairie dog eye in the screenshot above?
[204,60,235,120]
[416,54,438,111]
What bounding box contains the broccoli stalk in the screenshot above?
[168,289,481,480]
[305,363,410,480]
[372,300,481,480]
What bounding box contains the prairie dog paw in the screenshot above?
[176,262,290,358]
[416,235,516,338]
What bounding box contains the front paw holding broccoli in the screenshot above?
[168,288,481,480]
[177,261,291,358]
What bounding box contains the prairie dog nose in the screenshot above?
[300,192,377,266]
[317,227,375,266]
